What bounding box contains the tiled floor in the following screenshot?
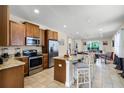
[24,67,65,88]
[24,59,124,88]
[92,59,124,88]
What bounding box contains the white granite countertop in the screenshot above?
[53,54,84,62]
[0,58,25,71]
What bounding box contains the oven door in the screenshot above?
[29,56,43,70]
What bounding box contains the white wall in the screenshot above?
[58,32,68,56]
[100,38,113,53]
[74,39,83,52]
[82,37,114,53]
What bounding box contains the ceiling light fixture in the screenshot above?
[64,25,67,28]
[99,28,103,31]
[76,32,79,34]
[87,19,91,23]
[34,9,40,14]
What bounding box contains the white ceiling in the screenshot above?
[10,5,124,40]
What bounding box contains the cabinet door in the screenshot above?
[33,26,40,38]
[53,32,58,40]
[16,57,29,76]
[40,29,45,46]
[43,54,48,69]
[0,6,9,46]
[25,23,34,37]
[22,57,29,76]
[48,31,54,39]
[54,59,66,83]
[10,21,25,46]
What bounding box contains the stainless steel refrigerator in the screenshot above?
[48,40,59,67]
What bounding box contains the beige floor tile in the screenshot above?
[24,59,124,88]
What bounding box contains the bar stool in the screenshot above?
[89,53,95,85]
[73,55,91,88]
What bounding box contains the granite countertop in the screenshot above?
[0,58,25,71]
[14,55,29,59]
[53,54,84,62]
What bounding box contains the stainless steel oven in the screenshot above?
[26,37,40,46]
[29,56,43,75]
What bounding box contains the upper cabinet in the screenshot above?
[0,5,9,46]
[47,30,58,40]
[40,29,45,46]
[53,32,58,40]
[9,21,25,46]
[24,22,40,38]
[48,30,54,40]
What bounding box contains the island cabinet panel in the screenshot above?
[9,21,25,46]
[54,59,66,83]
[0,5,9,46]
[0,65,24,88]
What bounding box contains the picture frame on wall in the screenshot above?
[83,42,86,45]
[103,41,108,45]
[112,40,114,47]
[59,39,64,46]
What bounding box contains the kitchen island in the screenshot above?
[0,58,25,88]
[54,54,84,88]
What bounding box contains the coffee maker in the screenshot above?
[14,48,21,57]
[0,56,3,64]
[1,48,9,58]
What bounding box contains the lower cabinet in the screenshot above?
[0,65,24,88]
[43,53,48,69]
[54,59,66,83]
[16,57,29,76]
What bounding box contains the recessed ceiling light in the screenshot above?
[99,28,103,31]
[100,33,103,37]
[34,9,40,14]
[76,32,79,34]
[64,25,67,28]
[87,19,91,23]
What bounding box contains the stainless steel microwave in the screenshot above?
[26,37,40,46]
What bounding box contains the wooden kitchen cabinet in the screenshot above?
[47,30,58,40]
[0,5,9,46]
[0,65,24,88]
[40,29,45,46]
[48,30,54,39]
[53,32,58,40]
[16,57,29,76]
[9,21,25,46]
[54,59,66,83]
[43,53,48,69]
[24,22,40,38]
[33,26,40,38]
[43,30,58,53]
[25,22,34,37]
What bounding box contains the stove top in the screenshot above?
[23,49,42,57]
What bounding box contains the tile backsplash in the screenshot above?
[0,46,42,55]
